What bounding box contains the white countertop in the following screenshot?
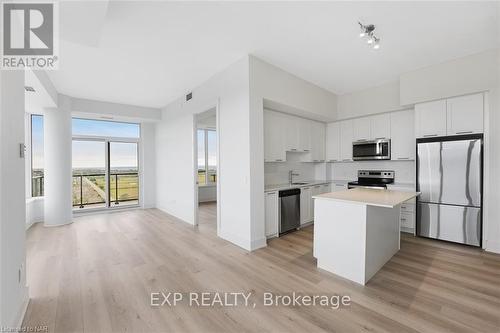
[264,180,331,192]
[313,188,420,208]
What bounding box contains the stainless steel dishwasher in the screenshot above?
[279,188,301,235]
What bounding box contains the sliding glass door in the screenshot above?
[109,142,139,207]
[72,140,107,209]
[72,140,139,210]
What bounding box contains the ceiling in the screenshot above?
[49,1,499,108]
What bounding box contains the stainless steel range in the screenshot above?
[348,170,395,190]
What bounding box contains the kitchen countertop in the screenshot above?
[264,180,332,192]
[313,187,420,208]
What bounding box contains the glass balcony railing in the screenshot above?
[32,175,44,197]
[72,173,139,209]
[109,173,139,204]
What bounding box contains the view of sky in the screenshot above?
[32,116,140,170]
[197,129,217,170]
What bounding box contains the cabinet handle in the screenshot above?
[267,192,276,195]
[456,131,473,135]
[275,159,283,162]
[328,159,338,162]
[342,159,351,162]
[423,134,438,138]
[374,137,386,140]
[397,157,410,160]
[304,149,310,152]
[355,139,367,142]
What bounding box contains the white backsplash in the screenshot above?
[265,153,318,185]
[265,154,415,185]
[330,160,416,183]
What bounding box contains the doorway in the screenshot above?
[194,108,219,232]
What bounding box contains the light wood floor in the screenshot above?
[23,203,500,332]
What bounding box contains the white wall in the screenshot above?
[400,49,498,105]
[0,71,29,328]
[140,123,156,208]
[43,97,73,227]
[250,56,338,249]
[155,112,197,224]
[156,57,256,249]
[337,80,403,120]
[71,96,161,122]
[251,56,338,121]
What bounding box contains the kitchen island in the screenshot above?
[313,188,419,285]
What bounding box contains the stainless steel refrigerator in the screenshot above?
[416,135,483,247]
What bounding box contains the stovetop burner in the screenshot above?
[348,170,395,189]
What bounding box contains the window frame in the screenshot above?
[71,118,141,211]
[30,114,44,198]
[197,128,217,186]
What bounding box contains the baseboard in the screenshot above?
[11,288,29,330]
[486,239,500,254]
[156,206,195,225]
[218,229,253,251]
[250,237,267,251]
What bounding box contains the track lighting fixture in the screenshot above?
[358,22,380,50]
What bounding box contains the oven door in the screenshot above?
[352,139,391,161]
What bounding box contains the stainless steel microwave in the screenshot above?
[352,139,391,161]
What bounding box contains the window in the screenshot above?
[197,129,217,185]
[72,119,140,210]
[31,115,44,197]
[72,118,140,138]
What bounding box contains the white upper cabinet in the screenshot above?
[415,93,484,138]
[310,121,325,162]
[390,110,415,161]
[264,110,286,162]
[298,118,312,152]
[340,120,354,161]
[326,122,340,162]
[284,114,299,151]
[265,111,325,163]
[353,117,371,142]
[415,99,447,138]
[446,93,484,135]
[370,113,391,140]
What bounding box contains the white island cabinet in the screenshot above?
[313,188,419,285]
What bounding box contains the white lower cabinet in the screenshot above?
[311,185,322,219]
[400,204,415,233]
[300,187,312,225]
[265,191,279,238]
[387,185,416,233]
